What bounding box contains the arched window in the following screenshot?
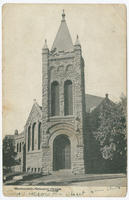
[28,126,31,152]
[64,80,73,115]
[19,142,21,152]
[17,143,19,152]
[51,81,60,116]
[32,123,36,151]
[38,122,41,150]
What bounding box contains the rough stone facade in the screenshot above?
[11,92,113,174]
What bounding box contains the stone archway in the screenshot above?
[53,134,71,171]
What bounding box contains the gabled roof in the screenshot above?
[51,11,73,52]
[89,94,115,115]
[25,101,42,126]
[85,94,104,113]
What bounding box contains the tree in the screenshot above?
[93,96,127,172]
[3,136,18,172]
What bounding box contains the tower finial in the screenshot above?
[62,9,65,21]
[43,39,48,49]
[33,99,36,103]
[75,34,80,46]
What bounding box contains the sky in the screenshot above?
[2,4,126,136]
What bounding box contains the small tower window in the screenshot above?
[51,81,60,116]
[64,80,73,115]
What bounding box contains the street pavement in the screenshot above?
[4,173,127,186]
[70,177,126,186]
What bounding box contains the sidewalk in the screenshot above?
[4,173,126,186]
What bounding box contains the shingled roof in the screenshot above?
[51,10,73,52]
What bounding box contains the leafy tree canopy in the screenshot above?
[93,96,127,163]
[3,136,18,168]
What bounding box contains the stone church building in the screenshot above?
[9,11,112,175]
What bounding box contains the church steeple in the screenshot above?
[51,10,73,52]
[42,11,86,175]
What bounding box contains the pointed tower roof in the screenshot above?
[51,10,73,52]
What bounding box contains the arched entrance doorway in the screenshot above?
[53,134,71,171]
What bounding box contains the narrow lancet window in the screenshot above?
[64,80,73,115]
[32,123,36,151]
[28,126,31,152]
[38,122,41,150]
[51,81,60,116]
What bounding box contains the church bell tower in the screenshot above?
[42,11,86,175]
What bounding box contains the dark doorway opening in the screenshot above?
[53,135,71,171]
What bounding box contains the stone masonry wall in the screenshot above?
[25,103,42,173]
[42,44,86,174]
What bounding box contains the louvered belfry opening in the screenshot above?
[64,80,73,115]
[51,81,60,116]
